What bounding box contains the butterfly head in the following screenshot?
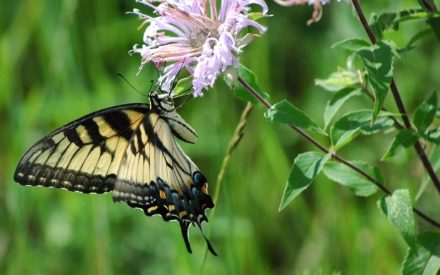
[149,92,175,113]
[149,92,198,144]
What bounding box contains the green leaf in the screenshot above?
[370,12,398,39]
[359,116,395,135]
[357,41,395,122]
[265,100,327,136]
[422,127,440,144]
[369,9,436,41]
[427,15,440,43]
[229,64,270,108]
[330,110,394,149]
[378,189,417,252]
[279,152,330,211]
[402,232,440,275]
[323,161,379,197]
[331,38,371,51]
[173,76,193,97]
[330,110,372,148]
[315,69,361,92]
[413,92,437,131]
[324,88,362,128]
[399,29,432,55]
[416,145,440,201]
[436,106,440,118]
[382,129,419,160]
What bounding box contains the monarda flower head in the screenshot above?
[131,0,268,96]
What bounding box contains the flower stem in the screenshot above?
[237,76,440,228]
[351,0,440,194]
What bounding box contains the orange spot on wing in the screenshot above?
[201,183,208,194]
[147,206,158,213]
[159,190,166,199]
[179,211,188,218]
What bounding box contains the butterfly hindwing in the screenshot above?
[112,112,215,254]
[14,104,148,193]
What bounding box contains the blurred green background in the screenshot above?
[1,0,440,274]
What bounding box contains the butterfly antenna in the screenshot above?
[148,80,156,94]
[117,74,147,97]
[196,222,218,256]
[180,221,193,254]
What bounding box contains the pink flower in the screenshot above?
[131,0,268,96]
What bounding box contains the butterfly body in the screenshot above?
[14,93,216,255]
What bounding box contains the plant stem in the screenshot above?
[212,102,254,208]
[351,0,440,194]
[200,102,254,270]
[238,76,440,228]
[418,0,437,11]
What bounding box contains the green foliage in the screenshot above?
[225,63,270,108]
[413,92,437,132]
[333,39,398,122]
[378,190,417,252]
[323,161,379,197]
[330,110,394,149]
[315,68,361,92]
[370,12,400,39]
[427,15,440,42]
[265,100,326,135]
[402,232,440,275]
[279,152,330,211]
[323,88,362,128]
[382,129,418,160]
[357,41,396,122]
[368,9,436,39]
[332,38,370,51]
[417,145,440,200]
[173,76,193,97]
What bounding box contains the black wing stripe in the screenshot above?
[103,111,134,141]
[143,118,190,175]
[167,117,197,143]
[65,128,84,147]
[82,119,106,145]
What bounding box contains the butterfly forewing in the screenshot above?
[14,104,148,193]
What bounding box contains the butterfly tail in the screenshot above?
[196,222,218,256]
[180,220,193,254]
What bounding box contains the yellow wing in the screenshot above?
[14,104,147,193]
